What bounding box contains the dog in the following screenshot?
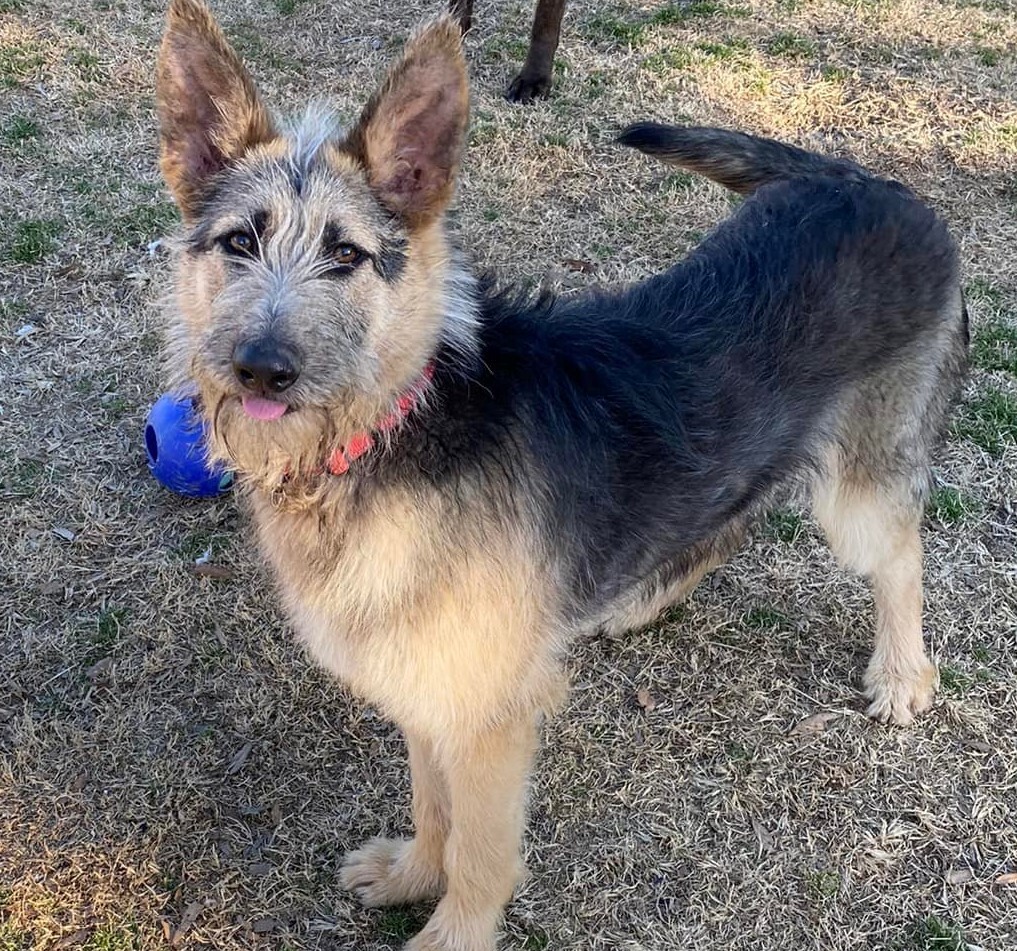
[450,0,566,102]
[155,2,967,948]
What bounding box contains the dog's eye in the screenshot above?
[221,230,256,256]
[332,243,363,267]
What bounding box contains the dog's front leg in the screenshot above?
[407,714,538,951]
[341,729,450,906]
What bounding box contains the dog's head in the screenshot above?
[156,0,471,485]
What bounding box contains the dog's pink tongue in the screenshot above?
[242,396,288,421]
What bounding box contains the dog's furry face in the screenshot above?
[157,0,471,486]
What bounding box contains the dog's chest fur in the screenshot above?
[247,484,566,737]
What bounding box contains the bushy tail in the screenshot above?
[617,122,869,196]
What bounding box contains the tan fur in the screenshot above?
[812,449,938,725]
[157,0,275,218]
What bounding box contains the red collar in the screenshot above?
[324,362,434,475]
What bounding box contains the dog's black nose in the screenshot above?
[232,338,302,394]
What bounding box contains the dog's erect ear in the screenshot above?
[345,17,469,229]
[156,0,275,218]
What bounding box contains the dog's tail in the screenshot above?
[617,122,868,196]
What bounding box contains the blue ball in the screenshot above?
[144,392,234,498]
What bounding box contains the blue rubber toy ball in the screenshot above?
[145,392,234,498]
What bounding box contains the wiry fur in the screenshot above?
[156,4,967,949]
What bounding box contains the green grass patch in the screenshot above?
[821,64,850,81]
[0,0,25,12]
[5,219,61,264]
[966,277,1005,307]
[905,915,967,951]
[0,41,43,87]
[69,48,103,82]
[274,0,304,12]
[2,458,44,499]
[953,385,1017,456]
[926,486,979,525]
[0,921,33,951]
[586,12,645,46]
[806,869,840,902]
[2,115,39,145]
[94,607,128,651]
[767,32,817,59]
[765,507,805,543]
[743,606,789,631]
[974,46,1003,67]
[522,927,550,950]
[939,664,974,696]
[971,318,1017,374]
[377,908,428,940]
[82,923,140,951]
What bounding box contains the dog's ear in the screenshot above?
[156,0,275,219]
[345,17,469,229]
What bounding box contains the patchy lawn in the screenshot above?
[1,0,1015,948]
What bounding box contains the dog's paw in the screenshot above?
[863,656,939,726]
[404,912,497,951]
[340,837,444,907]
[505,69,552,103]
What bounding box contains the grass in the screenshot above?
[0,922,31,951]
[2,1,1016,951]
[806,869,840,902]
[2,115,39,145]
[0,42,43,87]
[377,908,428,940]
[4,219,61,264]
[971,318,1017,374]
[906,915,967,950]
[939,664,975,696]
[766,31,818,59]
[926,486,979,525]
[953,385,1017,456]
[743,605,790,631]
[82,924,140,951]
[765,507,805,543]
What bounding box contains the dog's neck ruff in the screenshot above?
[323,363,435,476]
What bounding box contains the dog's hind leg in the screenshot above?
[341,729,450,906]
[812,447,937,726]
[405,715,538,951]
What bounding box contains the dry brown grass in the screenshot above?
[2,0,1016,948]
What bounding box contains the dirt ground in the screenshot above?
[1,0,1015,948]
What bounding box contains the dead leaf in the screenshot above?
[562,258,596,274]
[187,562,235,580]
[0,708,13,723]
[995,872,1017,885]
[172,901,203,945]
[636,687,657,712]
[270,802,284,826]
[946,868,974,885]
[226,741,253,776]
[790,712,839,736]
[251,917,278,934]
[52,526,76,542]
[70,774,87,793]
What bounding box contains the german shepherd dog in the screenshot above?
[155,2,967,947]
